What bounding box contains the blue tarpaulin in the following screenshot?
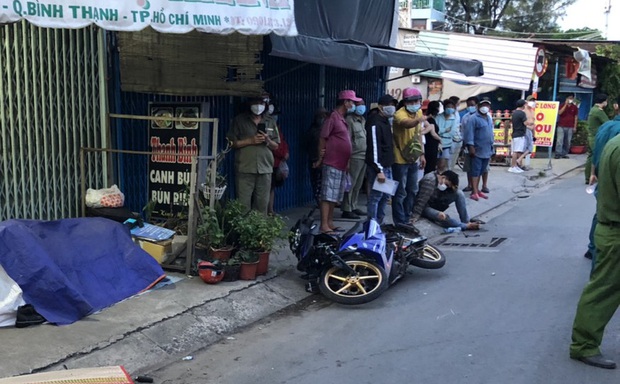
[0,218,166,325]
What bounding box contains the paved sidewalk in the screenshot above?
[0,154,586,380]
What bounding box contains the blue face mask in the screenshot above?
[347,104,356,114]
[467,106,477,113]
[445,108,455,115]
[406,104,421,113]
[355,105,366,116]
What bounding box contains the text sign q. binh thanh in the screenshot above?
[0,0,297,36]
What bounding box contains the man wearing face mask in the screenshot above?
[410,170,480,230]
[314,90,358,234]
[342,99,368,219]
[555,94,579,159]
[392,87,427,225]
[365,94,397,223]
[460,96,479,192]
[463,97,494,201]
[227,95,280,214]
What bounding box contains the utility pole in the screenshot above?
[604,0,612,39]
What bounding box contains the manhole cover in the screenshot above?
[436,236,507,249]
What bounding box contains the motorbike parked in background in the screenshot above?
[289,210,445,305]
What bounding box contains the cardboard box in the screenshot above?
[138,238,173,264]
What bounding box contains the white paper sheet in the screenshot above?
[372,177,399,196]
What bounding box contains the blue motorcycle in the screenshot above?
[289,210,445,305]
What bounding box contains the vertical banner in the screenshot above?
[149,103,201,216]
[532,101,559,148]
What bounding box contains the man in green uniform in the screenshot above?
[227,96,280,214]
[570,134,620,369]
[584,94,609,183]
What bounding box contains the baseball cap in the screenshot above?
[516,99,526,108]
[479,97,492,106]
[378,94,397,106]
[338,90,362,102]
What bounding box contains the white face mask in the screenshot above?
[527,101,536,108]
[437,183,448,192]
[567,99,573,104]
[479,106,490,115]
[268,104,275,115]
[251,104,266,115]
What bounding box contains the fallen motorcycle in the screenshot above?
[289,210,445,305]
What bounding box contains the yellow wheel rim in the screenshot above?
[323,260,383,298]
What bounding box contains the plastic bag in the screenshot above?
[85,185,125,208]
[278,160,289,179]
[0,265,25,327]
[344,173,352,193]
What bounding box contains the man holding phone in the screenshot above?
[227,95,280,214]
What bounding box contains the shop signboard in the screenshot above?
[148,103,202,217]
[532,101,559,148]
[0,0,297,36]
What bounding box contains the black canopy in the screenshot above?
[270,34,484,77]
[269,0,483,77]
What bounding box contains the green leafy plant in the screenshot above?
[196,199,245,249]
[233,210,286,252]
[572,120,589,147]
[237,249,259,264]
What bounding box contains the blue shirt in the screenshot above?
[464,112,494,159]
[436,113,456,149]
[593,115,620,172]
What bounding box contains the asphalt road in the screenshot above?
[152,171,620,384]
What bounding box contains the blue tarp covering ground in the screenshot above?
[0,218,166,325]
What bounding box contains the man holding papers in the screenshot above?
[365,94,398,223]
[410,170,481,231]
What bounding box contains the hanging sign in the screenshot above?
[532,101,559,148]
[534,47,548,77]
[148,103,202,217]
[0,0,297,36]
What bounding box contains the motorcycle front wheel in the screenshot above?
[319,259,388,305]
[409,244,446,269]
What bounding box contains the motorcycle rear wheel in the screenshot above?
[409,244,446,269]
[319,259,388,305]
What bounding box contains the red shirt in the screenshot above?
[321,110,352,170]
[558,103,579,128]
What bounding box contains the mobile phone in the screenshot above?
[257,123,266,133]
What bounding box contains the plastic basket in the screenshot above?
[201,184,227,200]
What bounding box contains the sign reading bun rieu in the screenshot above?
[148,103,202,216]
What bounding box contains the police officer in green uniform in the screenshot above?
[570,134,620,369]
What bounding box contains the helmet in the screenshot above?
[198,261,225,284]
[402,87,422,101]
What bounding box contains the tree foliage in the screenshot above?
[445,0,577,35]
[596,45,620,106]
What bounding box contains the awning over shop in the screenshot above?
[398,30,538,91]
[0,0,297,35]
[270,34,484,76]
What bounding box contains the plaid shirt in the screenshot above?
[411,172,438,221]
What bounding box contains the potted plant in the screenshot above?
[201,149,230,201]
[233,210,286,276]
[570,120,588,154]
[237,249,260,280]
[196,200,245,262]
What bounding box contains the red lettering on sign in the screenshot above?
[151,137,177,164]
[536,112,545,120]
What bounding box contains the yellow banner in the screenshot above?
[532,101,559,148]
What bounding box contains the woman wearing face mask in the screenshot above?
[423,100,443,174]
[436,99,457,173]
[267,102,289,215]
[226,96,280,214]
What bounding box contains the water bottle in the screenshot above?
[586,183,597,195]
[443,227,462,234]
